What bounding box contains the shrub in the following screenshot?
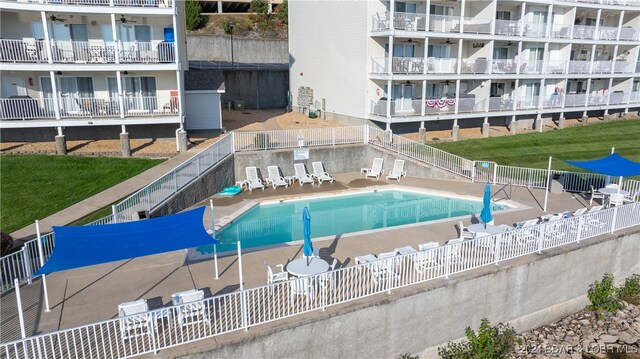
[222,18,233,34]
[587,273,622,314]
[275,0,288,24]
[438,318,519,359]
[1,231,13,256]
[185,0,205,31]
[250,0,269,16]
[399,354,419,359]
[254,133,270,149]
[618,274,640,305]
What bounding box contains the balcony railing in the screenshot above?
[613,61,633,73]
[0,95,178,120]
[573,25,596,39]
[546,60,567,74]
[520,60,544,74]
[488,96,514,111]
[492,59,518,74]
[608,92,629,105]
[460,58,489,74]
[0,39,175,64]
[630,92,640,103]
[598,26,619,40]
[567,60,591,74]
[2,0,172,7]
[494,19,520,36]
[619,28,640,41]
[588,95,608,106]
[426,58,457,74]
[517,96,540,110]
[522,22,546,37]
[564,94,588,107]
[393,12,426,31]
[462,17,492,34]
[550,24,572,38]
[592,61,613,74]
[428,15,460,33]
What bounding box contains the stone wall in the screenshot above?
[187,35,288,63]
[180,231,640,359]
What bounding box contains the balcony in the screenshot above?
[522,23,546,38]
[592,61,613,74]
[547,60,567,74]
[0,95,178,121]
[460,58,488,74]
[608,92,629,105]
[462,17,492,34]
[370,57,464,75]
[630,92,640,103]
[598,26,619,40]
[488,96,514,111]
[564,94,588,107]
[588,95,608,106]
[393,12,426,31]
[613,61,633,73]
[428,15,459,33]
[492,59,518,74]
[517,96,540,110]
[494,19,520,36]
[573,25,596,40]
[370,99,422,116]
[567,60,591,74]
[0,39,175,64]
[619,28,640,41]
[1,0,172,7]
[520,60,544,74]
[550,24,572,39]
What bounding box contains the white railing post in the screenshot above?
[471,161,476,183]
[332,127,336,146]
[494,236,500,266]
[241,291,249,331]
[576,216,584,243]
[537,223,545,254]
[174,171,179,193]
[444,246,451,278]
[610,206,619,234]
[492,164,497,184]
[111,205,117,224]
[14,279,26,339]
[21,247,32,285]
[35,221,50,312]
[364,125,369,144]
[196,156,201,177]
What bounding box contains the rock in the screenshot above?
[608,328,619,335]
[618,331,638,345]
[599,334,618,343]
[596,320,605,327]
[579,319,590,326]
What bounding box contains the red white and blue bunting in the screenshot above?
[426,99,456,108]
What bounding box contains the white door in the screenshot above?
[1,76,27,97]
[185,92,221,130]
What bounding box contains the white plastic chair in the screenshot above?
[590,185,605,205]
[311,162,334,184]
[386,159,407,181]
[266,166,288,189]
[624,190,640,204]
[456,220,475,239]
[245,166,265,191]
[118,299,153,340]
[607,193,625,207]
[319,258,338,290]
[290,277,314,299]
[294,163,315,186]
[265,261,288,284]
[443,238,465,264]
[363,158,384,179]
[171,289,205,326]
[370,251,398,284]
[515,219,539,229]
[572,208,587,216]
[414,242,440,273]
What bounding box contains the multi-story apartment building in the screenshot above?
[289,0,640,138]
[0,0,189,154]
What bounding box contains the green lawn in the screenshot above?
[1,155,164,233]
[431,119,640,171]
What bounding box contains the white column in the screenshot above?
[425,0,431,31]
[542,42,549,75]
[386,79,392,118]
[606,78,614,106]
[513,79,520,110]
[172,5,185,126]
[459,0,466,34]
[389,0,395,31]
[457,39,463,74]
[616,11,625,41]
[545,5,553,38]
[560,79,568,108]
[519,3,526,37]
[387,36,394,75]
[539,79,545,110]
[49,71,61,120]
[589,44,597,74]
[611,45,619,75]
[594,9,602,40]
[454,79,460,113]
[584,77,593,107]
[40,12,53,64]
[421,80,426,116]
[116,70,125,118]
[516,42,523,75]
[111,14,120,64]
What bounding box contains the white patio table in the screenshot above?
[287,257,329,277]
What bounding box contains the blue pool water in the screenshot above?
[200,190,509,253]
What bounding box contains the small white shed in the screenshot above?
[184,90,223,130]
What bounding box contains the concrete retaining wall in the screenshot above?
[151,154,235,217]
[222,70,289,110]
[187,35,288,63]
[181,231,640,359]
[232,144,468,183]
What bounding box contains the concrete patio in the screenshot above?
[0,173,596,348]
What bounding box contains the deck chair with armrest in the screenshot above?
[266,165,288,189]
[245,166,265,191]
[294,163,315,186]
[362,158,384,179]
[370,250,399,284]
[118,299,153,341]
[414,242,440,274]
[386,159,407,181]
[171,289,206,326]
[311,162,334,184]
[590,185,605,205]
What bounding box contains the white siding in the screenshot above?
[289,0,368,119]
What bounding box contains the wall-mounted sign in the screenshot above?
[472,43,485,48]
[294,149,309,160]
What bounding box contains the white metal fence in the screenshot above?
[232,126,366,152]
[2,202,639,358]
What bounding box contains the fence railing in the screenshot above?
[3,202,639,358]
[232,126,366,152]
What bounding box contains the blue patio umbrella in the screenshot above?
[302,207,313,264]
[480,183,493,227]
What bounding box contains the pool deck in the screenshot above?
[0,173,598,347]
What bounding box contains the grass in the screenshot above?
[0,155,164,233]
[431,119,640,171]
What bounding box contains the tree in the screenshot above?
[275,0,288,24]
[185,0,205,31]
[250,0,269,17]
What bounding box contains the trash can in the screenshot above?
[233,100,245,110]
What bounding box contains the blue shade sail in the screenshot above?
[565,153,640,177]
[35,207,218,276]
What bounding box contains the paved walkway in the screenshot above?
[9,139,220,242]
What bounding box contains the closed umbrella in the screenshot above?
[302,207,313,265]
[480,183,493,228]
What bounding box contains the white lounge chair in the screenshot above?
[311,162,334,184]
[418,242,439,251]
[515,219,539,229]
[590,185,605,205]
[245,166,265,191]
[456,220,475,239]
[572,207,587,216]
[386,159,406,181]
[370,251,398,284]
[624,190,640,204]
[294,163,315,186]
[118,299,153,340]
[266,166,289,189]
[171,289,206,326]
[265,261,289,284]
[414,242,440,274]
[362,158,384,179]
[443,238,465,265]
[588,205,604,213]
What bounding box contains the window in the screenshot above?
[496,11,511,21]
[108,76,158,111]
[493,47,509,60]
[387,1,417,13]
[430,5,454,16]
[428,45,450,58]
[385,43,415,57]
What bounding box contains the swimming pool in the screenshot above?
[201,190,509,253]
